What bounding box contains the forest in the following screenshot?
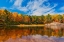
[0,9,64,25]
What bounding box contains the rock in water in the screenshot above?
[45,22,64,30]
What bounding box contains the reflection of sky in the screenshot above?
[5,35,64,42]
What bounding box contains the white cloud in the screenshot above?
[11,0,28,12]
[60,6,64,11]
[18,7,28,12]
[43,9,56,15]
[10,0,13,2]
[31,4,57,16]
[13,0,23,7]
[11,0,57,16]
[53,6,64,14]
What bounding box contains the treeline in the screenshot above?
[0,9,64,25]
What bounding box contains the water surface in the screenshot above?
[0,26,64,42]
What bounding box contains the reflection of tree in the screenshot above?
[61,28,64,36]
[0,27,64,41]
[54,29,59,37]
[44,27,47,35]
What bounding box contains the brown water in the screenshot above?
[0,27,64,42]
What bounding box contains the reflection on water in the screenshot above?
[5,35,64,42]
[0,27,64,42]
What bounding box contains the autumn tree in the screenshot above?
[45,14,52,23]
[31,15,38,24]
[4,9,11,23]
[23,15,30,24]
[62,14,64,23]
[16,14,23,22]
[58,15,63,23]
[0,9,6,21]
[41,15,45,24]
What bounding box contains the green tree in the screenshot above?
[45,14,52,23]
[58,14,63,23]
[31,15,38,24]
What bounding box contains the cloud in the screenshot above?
[11,0,28,11]
[11,0,57,15]
[13,0,23,7]
[54,6,64,14]
[60,6,64,11]
[44,9,56,15]
[10,0,13,2]
[30,4,57,15]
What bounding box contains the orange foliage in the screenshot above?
[24,16,30,23]
[16,14,23,22]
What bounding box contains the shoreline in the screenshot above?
[17,24,45,27]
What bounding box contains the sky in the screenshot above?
[0,0,64,16]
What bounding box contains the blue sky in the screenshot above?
[0,0,64,15]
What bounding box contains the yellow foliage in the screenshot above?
[12,12,18,18]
